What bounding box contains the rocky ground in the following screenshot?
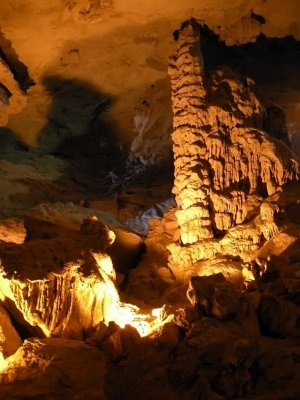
[0,183,300,399]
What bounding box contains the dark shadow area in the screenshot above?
[0,72,173,220]
[2,297,45,340]
[0,29,35,91]
[200,26,300,87]
[0,77,129,216]
[39,76,127,194]
[0,128,30,155]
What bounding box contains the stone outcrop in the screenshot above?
[0,218,121,339]
[168,20,299,280]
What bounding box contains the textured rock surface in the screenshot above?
[187,273,238,320]
[167,20,299,281]
[1,205,300,398]
[0,1,299,222]
[169,20,298,243]
[66,0,113,24]
[0,3,300,399]
[0,0,299,151]
[130,77,173,165]
[24,202,126,239]
[0,303,22,360]
[0,218,25,244]
[0,337,107,399]
[0,219,119,339]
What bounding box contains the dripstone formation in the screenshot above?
[168,20,299,280]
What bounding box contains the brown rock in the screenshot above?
[236,295,261,337]
[258,294,300,336]
[0,59,27,126]
[0,225,120,339]
[187,273,238,320]
[0,337,107,399]
[100,324,141,362]
[0,303,22,359]
[66,0,113,24]
[156,321,181,349]
[173,305,203,330]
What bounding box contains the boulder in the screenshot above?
[100,323,141,362]
[24,202,126,240]
[187,273,238,320]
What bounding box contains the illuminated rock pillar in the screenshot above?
[169,20,213,245]
[168,20,299,279]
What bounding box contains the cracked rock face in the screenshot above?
[168,20,299,280]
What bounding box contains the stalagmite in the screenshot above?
[168,20,299,281]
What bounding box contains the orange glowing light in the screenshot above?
[0,352,5,370]
[93,252,173,337]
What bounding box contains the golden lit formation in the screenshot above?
[0,3,299,397]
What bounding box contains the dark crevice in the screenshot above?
[2,297,45,340]
[199,25,300,86]
[0,82,12,98]
[0,28,35,91]
[251,11,266,24]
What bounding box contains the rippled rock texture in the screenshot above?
[0,218,118,339]
[168,20,299,281]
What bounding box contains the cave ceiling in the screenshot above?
[0,0,299,150]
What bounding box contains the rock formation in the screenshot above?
[168,20,299,281]
[130,77,173,166]
[24,202,145,273]
[0,59,27,126]
[0,217,118,339]
[1,3,300,399]
[0,303,22,361]
[0,337,107,399]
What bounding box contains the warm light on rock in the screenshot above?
[0,353,5,371]
[168,20,300,283]
[0,3,300,398]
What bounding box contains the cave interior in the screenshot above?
[0,1,300,399]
